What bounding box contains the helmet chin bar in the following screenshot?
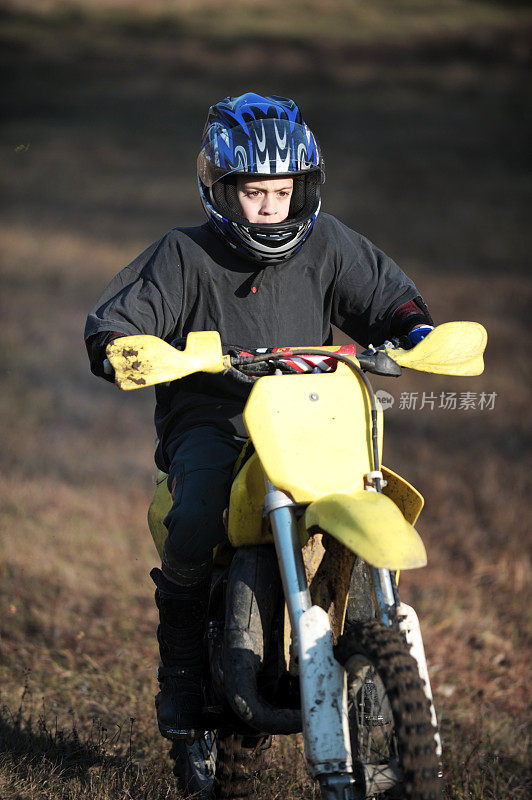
[203,196,319,265]
[232,217,314,260]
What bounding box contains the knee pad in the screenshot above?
[161,538,212,587]
[163,501,226,565]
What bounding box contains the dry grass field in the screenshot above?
[1,1,531,798]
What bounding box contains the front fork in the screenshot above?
[370,567,442,760]
[364,476,442,760]
[264,481,355,794]
[369,566,397,627]
[264,479,441,796]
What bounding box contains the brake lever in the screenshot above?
[358,349,402,377]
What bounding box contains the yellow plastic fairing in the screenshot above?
[384,321,487,376]
[107,331,229,390]
[382,466,424,525]
[228,453,310,547]
[243,363,382,503]
[147,471,172,558]
[228,453,268,546]
[303,490,427,570]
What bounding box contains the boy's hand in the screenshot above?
[407,324,434,347]
[96,332,125,382]
[374,324,434,353]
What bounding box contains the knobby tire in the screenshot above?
[171,729,267,798]
[214,732,260,799]
[335,620,442,800]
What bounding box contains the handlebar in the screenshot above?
[229,348,402,378]
[105,322,487,394]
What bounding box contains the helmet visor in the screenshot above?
[198,118,324,188]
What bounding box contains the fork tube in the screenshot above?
[370,567,397,627]
[265,480,354,781]
[263,480,311,632]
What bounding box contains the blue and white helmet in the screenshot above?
[197,93,325,264]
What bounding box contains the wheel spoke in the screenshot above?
[335,620,442,799]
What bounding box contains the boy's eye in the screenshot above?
[242,188,291,198]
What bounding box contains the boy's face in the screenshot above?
[236,176,293,224]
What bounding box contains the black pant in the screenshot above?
[161,425,247,581]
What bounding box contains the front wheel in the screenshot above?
[334,621,442,800]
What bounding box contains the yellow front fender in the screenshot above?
[303,490,427,570]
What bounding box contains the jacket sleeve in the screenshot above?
[389,297,434,337]
[84,232,183,376]
[329,219,429,347]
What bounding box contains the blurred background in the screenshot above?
[1,1,531,798]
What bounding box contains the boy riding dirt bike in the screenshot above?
[85,92,436,755]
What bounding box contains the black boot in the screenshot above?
[150,566,211,740]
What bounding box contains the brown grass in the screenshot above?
[4,0,532,43]
[1,1,531,798]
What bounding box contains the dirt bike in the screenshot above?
[107,321,487,800]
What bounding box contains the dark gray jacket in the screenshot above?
[85,213,425,468]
